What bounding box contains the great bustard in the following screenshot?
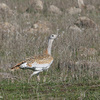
[11,34,57,81]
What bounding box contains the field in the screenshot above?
[0,0,100,99]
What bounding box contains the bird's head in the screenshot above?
[49,34,57,40]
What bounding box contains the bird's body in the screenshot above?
[13,53,53,72]
[11,34,57,81]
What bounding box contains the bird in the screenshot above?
[11,34,57,81]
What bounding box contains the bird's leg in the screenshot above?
[37,74,40,82]
[28,70,42,82]
[28,72,35,83]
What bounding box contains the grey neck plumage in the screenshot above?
[47,39,53,55]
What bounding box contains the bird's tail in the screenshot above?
[11,61,25,71]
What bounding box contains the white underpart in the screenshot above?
[31,61,53,70]
[20,61,53,77]
[20,63,27,68]
[20,60,53,71]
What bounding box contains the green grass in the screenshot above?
[0,73,100,100]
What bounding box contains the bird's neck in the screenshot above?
[45,39,53,55]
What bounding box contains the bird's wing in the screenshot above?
[11,60,26,70]
[27,54,53,67]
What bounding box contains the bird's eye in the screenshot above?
[52,34,54,37]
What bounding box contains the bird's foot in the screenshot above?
[37,75,40,82]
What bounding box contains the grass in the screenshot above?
[0,68,100,100]
[0,77,100,100]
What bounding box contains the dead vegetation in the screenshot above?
[0,0,100,84]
